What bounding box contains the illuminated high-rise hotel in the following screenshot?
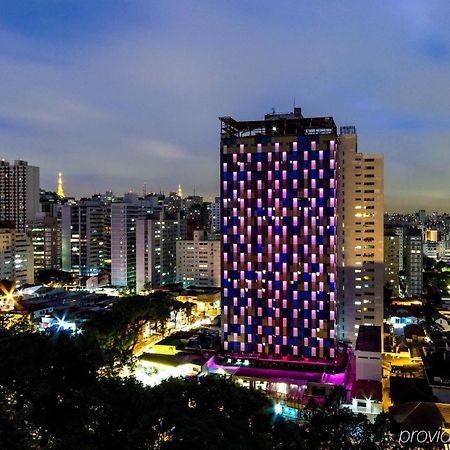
[220,109,337,359]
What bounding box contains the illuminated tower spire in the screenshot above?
[178,184,183,198]
[57,172,65,198]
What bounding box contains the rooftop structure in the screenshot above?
[355,325,382,353]
[219,108,337,138]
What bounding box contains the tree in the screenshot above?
[0,325,413,449]
[83,292,190,373]
[35,269,74,285]
[0,328,289,449]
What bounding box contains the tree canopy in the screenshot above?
[0,297,411,450]
[83,292,190,372]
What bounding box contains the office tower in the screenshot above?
[0,160,40,231]
[394,226,404,271]
[418,209,426,226]
[136,211,186,292]
[110,203,139,288]
[176,230,221,288]
[164,192,182,216]
[384,233,400,297]
[40,190,60,218]
[139,211,187,289]
[220,108,337,359]
[186,203,203,238]
[336,126,384,345]
[183,195,203,211]
[201,202,212,232]
[210,197,221,236]
[27,215,61,272]
[0,226,34,286]
[61,201,106,276]
[405,230,423,296]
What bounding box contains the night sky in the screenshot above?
[0,1,449,211]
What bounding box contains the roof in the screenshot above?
[404,324,426,338]
[219,110,337,138]
[139,352,205,368]
[391,402,450,430]
[390,377,436,403]
[355,325,382,352]
[351,380,382,402]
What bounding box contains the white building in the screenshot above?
[0,227,34,287]
[176,230,220,288]
[337,126,384,345]
[354,325,382,381]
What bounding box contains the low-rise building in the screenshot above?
[355,325,382,382]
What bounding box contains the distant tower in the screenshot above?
[57,172,65,199]
[178,184,183,198]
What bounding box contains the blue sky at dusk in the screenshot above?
[0,1,449,211]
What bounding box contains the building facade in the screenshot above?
[61,201,107,276]
[210,196,221,237]
[220,109,337,359]
[110,203,139,288]
[405,231,423,296]
[136,211,186,292]
[176,230,220,288]
[384,233,400,298]
[336,126,384,345]
[0,227,34,286]
[27,215,61,273]
[0,160,40,231]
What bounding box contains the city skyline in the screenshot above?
[1,1,450,212]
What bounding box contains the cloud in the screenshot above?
[0,1,449,210]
